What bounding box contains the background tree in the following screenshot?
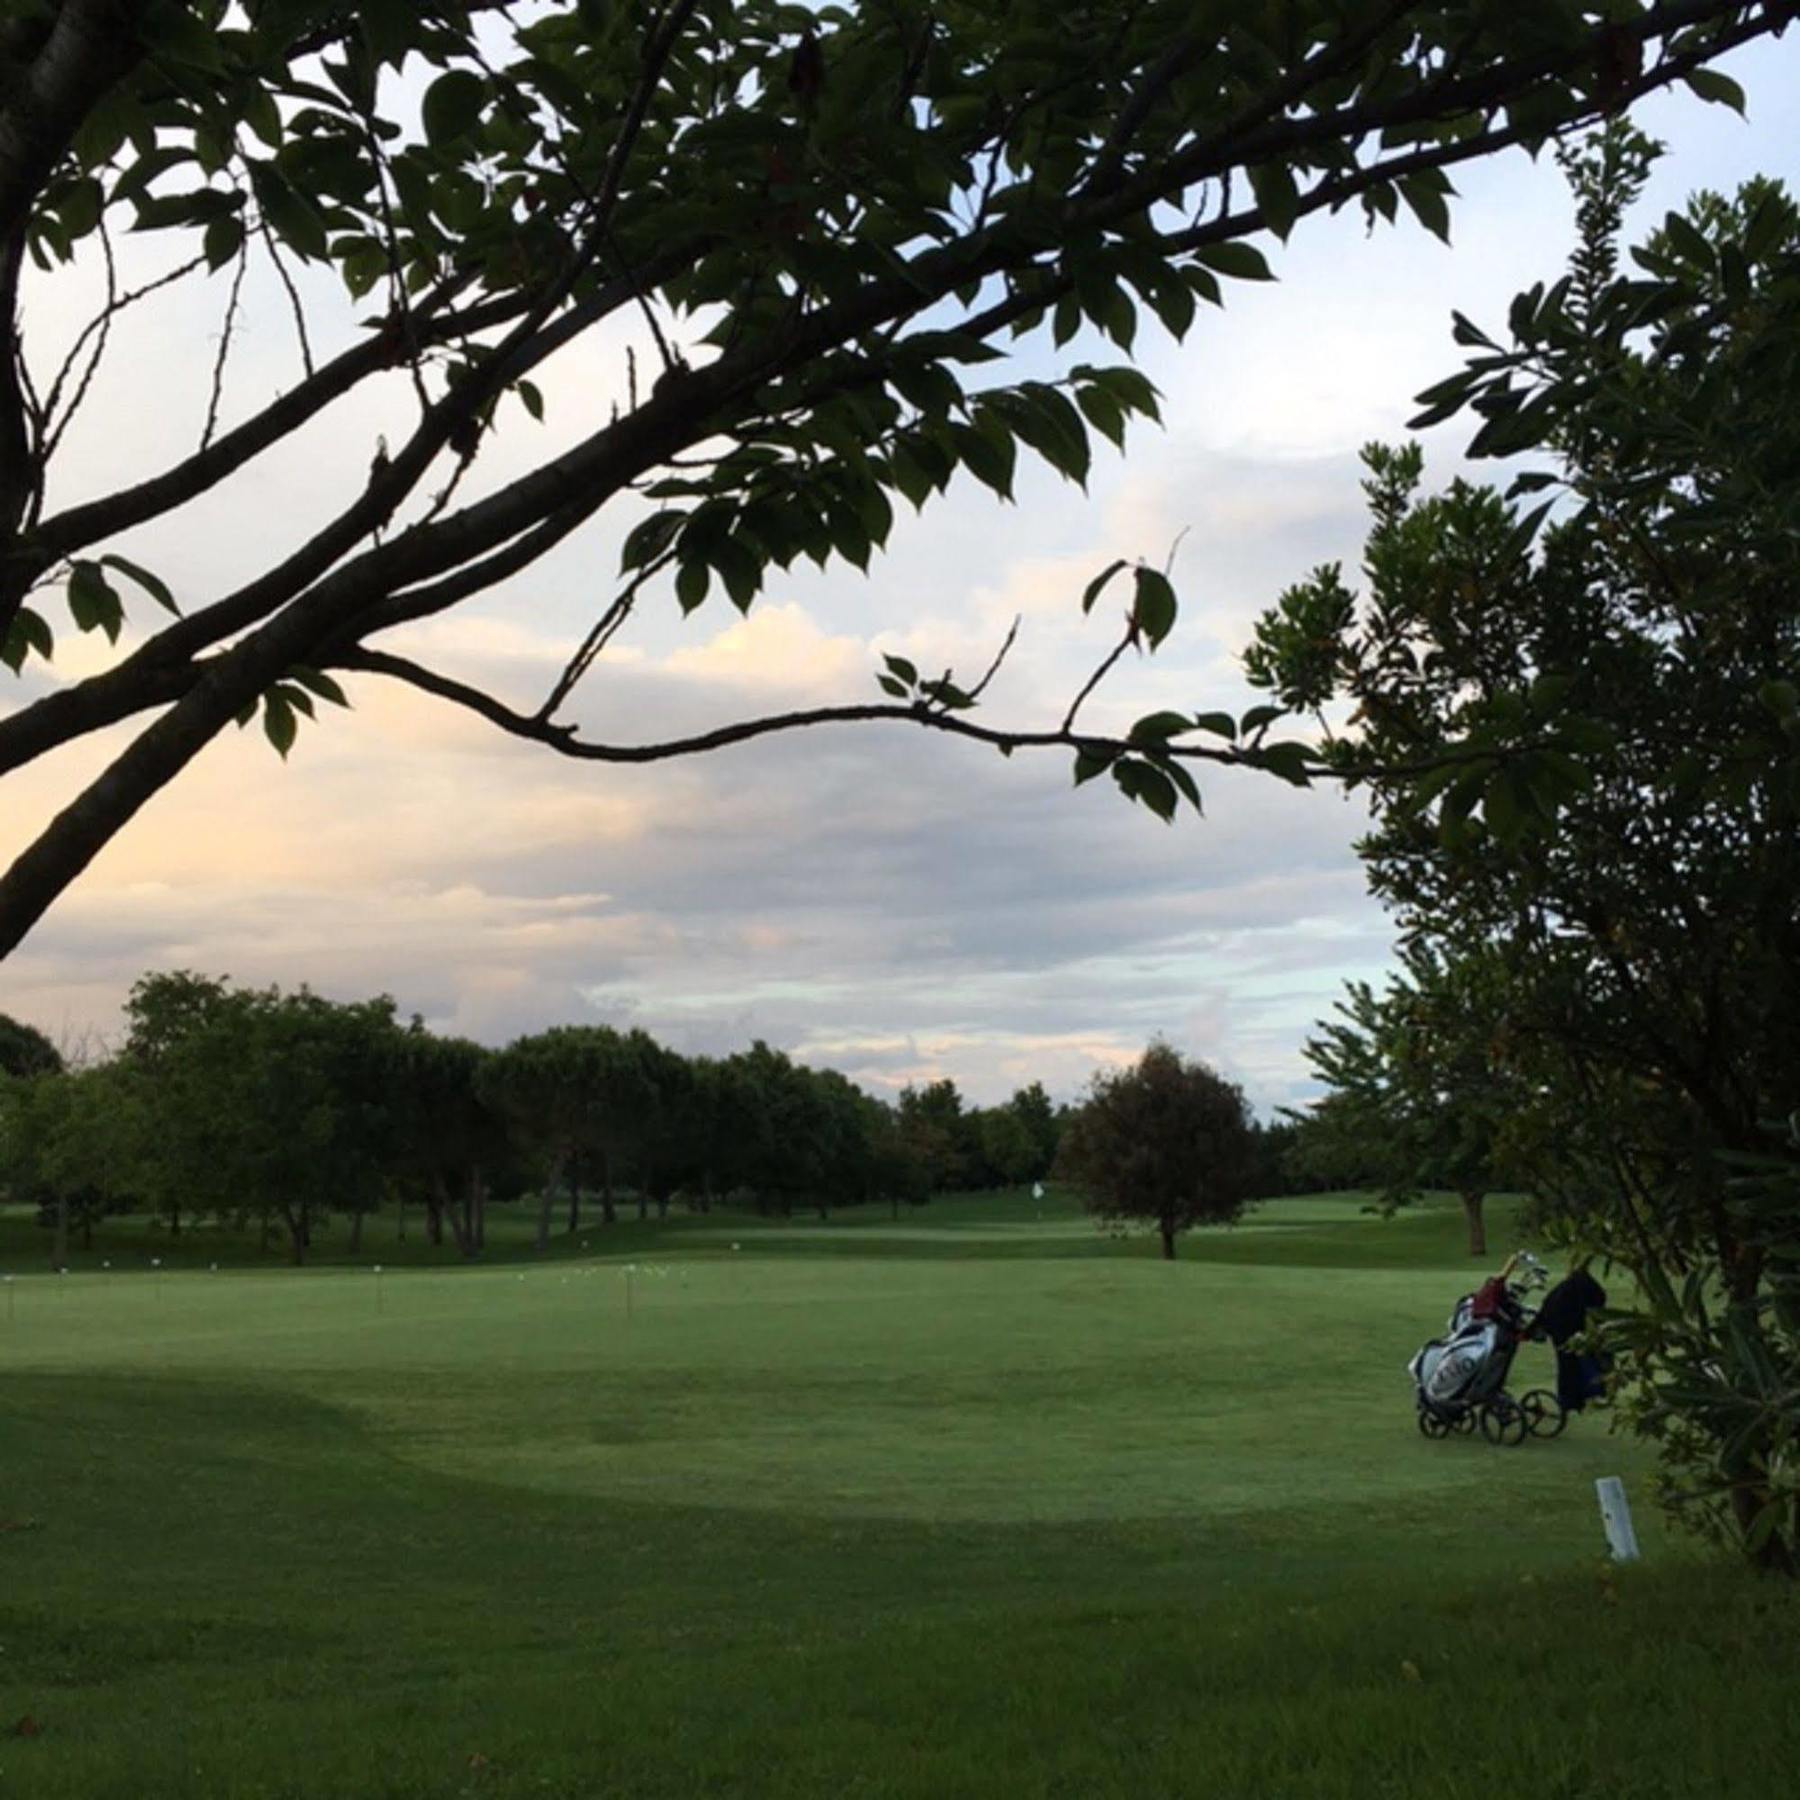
[1250,130,1800,1568]
[0,1011,61,1078]
[1056,1041,1255,1259]
[1296,940,1518,1254]
[0,2,1782,956]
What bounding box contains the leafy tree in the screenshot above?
[0,1012,60,1078]
[899,1077,976,1192]
[977,1105,1038,1188]
[1249,131,1800,1568]
[1,1060,145,1261]
[1056,1041,1254,1259]
[387,1026,503,1255]
[127,981,402,1262]
[1297,939,1518,1254]
[1006,1081,1061,1180]
[0,2,1780,956]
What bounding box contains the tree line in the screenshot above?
[0,971,1086,1266]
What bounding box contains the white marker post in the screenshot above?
[1595,1476,1641,1562]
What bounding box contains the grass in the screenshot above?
[1,1188,1794,1798]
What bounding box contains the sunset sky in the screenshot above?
[5,40,1798,1110]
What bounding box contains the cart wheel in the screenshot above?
[1482,1399,1528,1446]
[1519,1389,1568,1439]
[1418,1406,1451,1440]
[1453,1406,1479,1435]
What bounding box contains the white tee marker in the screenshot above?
[1595,1476,1641,1562]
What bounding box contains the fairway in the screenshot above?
[3,1191,1795,1799]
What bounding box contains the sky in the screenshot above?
[4,37,1798,1111]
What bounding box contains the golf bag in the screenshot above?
[1408,1253,1566,1445]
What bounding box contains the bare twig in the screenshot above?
[259,221,314,377]
[536,544,679,722]
[1061,620,1137,736]
[200,245,250,454]
[964,612,1021,706]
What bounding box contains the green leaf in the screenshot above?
[1194,242,1274,282]
[1683,68,1746,114]
[1072,746,1117,787]
[1,604,53,672]
[621,510,686,571]
[99,553,179,615]
[1081,559,1127,615]
[1248,162,1301,240]
[882,654,918,686]
[1398,175,1452,244]
[1192,711,1236,740]
[516,379,545,422]
[1239,703,1286,737]
[422,71,489,147]
[67,561,123,641]
[1249,741,1314,787]
[250,163,327,261]
[262,691,298,759]
[953,423,1015,499]
[1129,710,1192,744]
[876,674,909,699]
[203,214,244,271]
[1132,567,1177,648]
[675,559,710,614]
[289,666,350,709]
[1115,758,1178,822]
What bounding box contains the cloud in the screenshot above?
[12,51,1795,1110]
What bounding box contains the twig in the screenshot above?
[536,544,678,721]
[964,613,1021,705]
[1061,621,1137,736]
[200,246,249,454]
[259,222,315,377]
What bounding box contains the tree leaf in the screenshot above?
[262,691,298,759]
[1194,242,1274,282]
[1683,68,1746,114]
[99,553,180,614]
[1081,559,1127,615]
[882,654,918,686]
[1132,567,1177,648]
[422,71,489,147]
[1192,711,1237,740]
[290,666,350,708]
[67,561,123,641]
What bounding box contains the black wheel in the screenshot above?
[1452,1406,1479,1435]
[1481,1399,1528,1446]
[1418,1406,1451,1440]
[1520,1389,1568,1439]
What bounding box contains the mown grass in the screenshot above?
[1,1189,1793,1798]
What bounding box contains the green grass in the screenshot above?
[1,1189,1793,1798]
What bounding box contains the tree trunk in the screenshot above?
[80,1211,92,1250]
[535,1172,554,1253]
[1732,1481,1797,1577]
[280,1202,305,1266]
[1159,1216,1177,1261]
[1460,1191,1487,1258]
[349,1208,364,1252]
[637,1189,647,1221]
[298,1196,310,1248]
[473,1171,486,1251]
[426,1174,446,1246]
[170,1197,181,1238]
[51,1189,67,1267]
[566,1157,581,1236]
[656,1193,669,1220]
[395,1190,406,1242]
[600,1150,616,1225]
[464,1168,480,1257]
[259,1205,272,1254]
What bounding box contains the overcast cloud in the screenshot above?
[4,45,1797,1109]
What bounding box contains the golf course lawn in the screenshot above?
[2,1189,1794,1798]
